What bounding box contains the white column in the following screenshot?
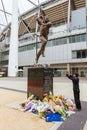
[67,0,71,32]
[86,0,87,45]
[8,0,18,77]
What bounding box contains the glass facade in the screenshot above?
[18,33,86,52]
[0,33,86,67]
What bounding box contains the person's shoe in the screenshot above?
[77,108,82,111]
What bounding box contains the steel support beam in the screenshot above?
[0,9,12,15]
[71,0,76,10]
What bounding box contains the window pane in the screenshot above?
[47,40,52,47]
[72,36,75,43]
[82,50,86,58]
[55,39,58,46]
[69,36,72,43]
[80,34,86,41]
[37,42,41,48]
[75,35,80,42]
[63,38,67,44]
[56,39,60,45]
[77,51,81,58]
[52,39,56,46]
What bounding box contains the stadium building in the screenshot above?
[0,0,87,77]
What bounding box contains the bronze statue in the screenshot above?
[36,9,52,63]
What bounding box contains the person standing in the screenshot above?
[66,71,82,111]
[36,9,52,63]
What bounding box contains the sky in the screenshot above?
[0,0,47,32]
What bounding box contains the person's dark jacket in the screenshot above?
[66,74,80,92]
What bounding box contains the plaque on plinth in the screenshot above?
[27,67,53,99]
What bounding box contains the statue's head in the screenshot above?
[39,15,43,19]
[44,15,49,22]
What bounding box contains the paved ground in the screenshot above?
[0,89,54,130]
[57,101,87,130]
[0,77,87,130]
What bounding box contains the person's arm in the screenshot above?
[66,71,74,80]
[36,17,43,25]
[66,74,73,80]
[42,22,52,27]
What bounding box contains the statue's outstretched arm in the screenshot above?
[40,8,46,16]
[42,22,52,27]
